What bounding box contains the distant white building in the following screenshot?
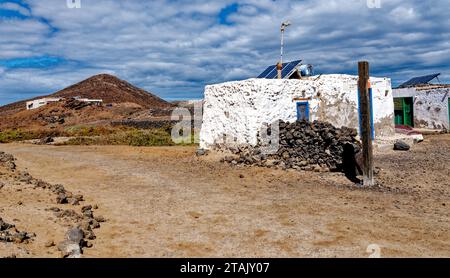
[26,98,62,110]
[392,74,450,130]
[26,96,103,110]
[73,96,103,106]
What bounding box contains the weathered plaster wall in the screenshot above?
[414,89,449,129]
[393,87,450,130]
[200,75,394,149]
[392,87,416,98]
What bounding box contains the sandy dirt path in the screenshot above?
[1,135,449,257]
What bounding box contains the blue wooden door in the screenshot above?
[297,102,309,121]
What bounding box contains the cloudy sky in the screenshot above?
[0,0,449,105]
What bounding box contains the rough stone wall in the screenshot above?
[414,89,450,129]
[393,87,450,130]
[200,75,394,149]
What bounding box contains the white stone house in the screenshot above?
[392,74,449,130]
[74,97,103,106]
[26,98,62,110]
[200,74,395,149]
[26,97,103,110]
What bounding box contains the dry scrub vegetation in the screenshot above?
[0,125,181,147]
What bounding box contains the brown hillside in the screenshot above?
[0,74,173,116]
[0,100,115,131]
[0,74,177,131]
[52,74,172,109]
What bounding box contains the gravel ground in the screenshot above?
[0,134,449,258]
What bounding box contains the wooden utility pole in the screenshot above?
[358,61,374,186]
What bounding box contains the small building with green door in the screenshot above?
[393,74,450,130]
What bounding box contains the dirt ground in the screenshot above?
[0,134,449,258]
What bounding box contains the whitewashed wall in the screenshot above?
[200,75,394,149]
[393,87,450,129]
[415,89,449,129]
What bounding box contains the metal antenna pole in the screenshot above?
[280,21,291,68]
[280,28,284,66]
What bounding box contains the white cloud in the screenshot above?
[0,0,448,105]
[390,6,418,24]
[0,18,52,58]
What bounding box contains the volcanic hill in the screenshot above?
[0,74,174,130]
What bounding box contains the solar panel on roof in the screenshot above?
[257,66,275,78]
[256,60,302,79]
[280,62,294,77]
[281,60,301,78]
[399,73,440,88]
[264,70,275,79]
[265,66,281,79]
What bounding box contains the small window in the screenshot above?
[297,102,310,121]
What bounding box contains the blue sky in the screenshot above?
[0,0,449,105]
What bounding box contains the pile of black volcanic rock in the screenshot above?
[223,120,361,172]
[63,98,92,110]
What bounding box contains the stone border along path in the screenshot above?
[0,151,106,258]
